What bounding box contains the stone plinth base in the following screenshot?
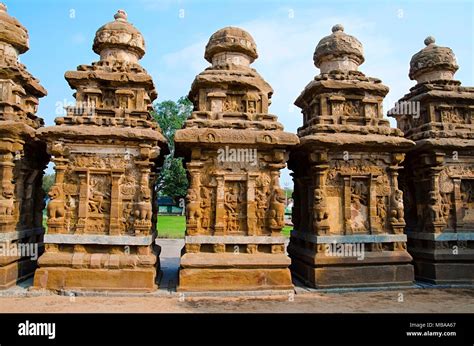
[407,231,474,284]
[412,260,474,285]
[290,256,414,288]
[288,230,414,288]
[32,267,157,292]
[0,228,44,289]
[33,234,160,292]
[178,252,293,291]
[0,258,38,289]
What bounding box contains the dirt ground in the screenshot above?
[0,288,473,313]
[1,240,473,313]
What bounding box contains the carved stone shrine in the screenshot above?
[0,3,48,289]
[391,37,474,284]
[175,27,299,291]
[288,25,415,288]
[33,10,168,291]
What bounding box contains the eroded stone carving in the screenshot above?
[391,36,474,284]
[33,10,168,292]
[0,3,48,289]
[288,25,415,288]
[175,27,298,291]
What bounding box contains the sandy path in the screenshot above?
[0,288,472,313]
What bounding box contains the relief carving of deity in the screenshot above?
[224,185,240,232]
[349,181,369,232]
[186,188,202,227]
[269,188,286,229]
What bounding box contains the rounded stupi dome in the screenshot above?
[409,36,458,83]
[0,2,29,54]
[204,26,258,64]
[313,24,365,73]
[93,10,146,62]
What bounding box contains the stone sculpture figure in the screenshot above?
[33,10,168,292]
[269,188,286,230]
[175,27,298,291]
[390,189,405,223]
[135,186,153,222]
[47,185,65,220]
[391,36,474,284]
[288,25,415,288]
[186,188,202,231]
[0,3,49,289]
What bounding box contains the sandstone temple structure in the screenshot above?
[287,25,416,288]
[0,3,48,289]
[32,10,168,291]
[391,37,474,284]
[175,27,299,291]
[0,1,472,293]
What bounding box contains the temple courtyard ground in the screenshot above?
[0,239,472,313]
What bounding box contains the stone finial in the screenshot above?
[0,1,29,54]
[409,36,459,83]
[313,24,364,74]
[424,36,435,46]
[114,9,127,21]
[332,24,344,33]
[93,10,145,63]
[204,26,258,67]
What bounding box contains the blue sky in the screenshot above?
[8,0,474,183]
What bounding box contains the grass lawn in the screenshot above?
[157,215,186,238]
[157,215,292,238]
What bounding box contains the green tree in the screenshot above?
[42,173,55,195]
[151,96,192,201]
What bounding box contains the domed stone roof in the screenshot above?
[0,2,29,54]
[313,24,364,73]
[204,26,258,63]
[409,36,458,83]
[93,10,145,60]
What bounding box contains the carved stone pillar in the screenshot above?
[175,27,298,291]
[0,3,48,289]
[288,25,415,288]
[33,10,168,292]
[391,36,474,284]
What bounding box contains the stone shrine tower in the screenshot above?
[175,27,299,291]
[288,25,415,288]
[33,10,168,291]
[391,37,474,284]
[0,3,48,288]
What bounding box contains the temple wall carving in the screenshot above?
[0,3,472,291]
[0,3,48,289]
[32,10,168,292]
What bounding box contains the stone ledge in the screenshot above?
[406,231,474,241]
[44,234,153,245]
[183,235,287,244]
[180,252,291,268]
[291,230,407,243]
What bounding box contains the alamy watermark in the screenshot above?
[325,242,365,260]
[387,101,420,119]
[217,146,257,166]
[18,320,55,339]
[0,241,38,260]
[55,98,96,116]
